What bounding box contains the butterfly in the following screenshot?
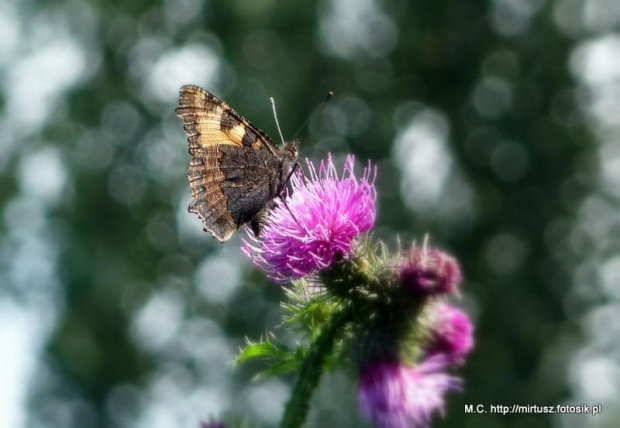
[175,85,298,242]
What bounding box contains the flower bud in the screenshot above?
[399,248,462,296]
[426,303,474,365]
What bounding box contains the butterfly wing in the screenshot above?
[176,85,287,241]
[187,145,284,241]
[175,85,280,155]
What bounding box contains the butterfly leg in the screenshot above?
[250,205,271,237]
[282,161,303,189]
[277,162,305,229]
[278,194,302,230]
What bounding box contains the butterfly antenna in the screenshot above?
[291,91,334,140]
[270,97,286,145]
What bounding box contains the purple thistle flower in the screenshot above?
[399,247,462,296]
[242,154,377,283]
[426,303,474,366]
[359,356,461,428]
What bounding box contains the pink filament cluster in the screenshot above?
[242,154,377,283]
[359,356,461,428]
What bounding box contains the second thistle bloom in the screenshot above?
[243,154,376,283]
[359,356,461,428]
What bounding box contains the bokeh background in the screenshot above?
[1,0,619,427]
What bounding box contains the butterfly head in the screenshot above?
[284,139,299,161]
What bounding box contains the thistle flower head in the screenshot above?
[399,246,462,296]
[359,356,461,428]
[242,154,377,283]
[426,303,474,365]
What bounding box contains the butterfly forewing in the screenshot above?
[176,85,280,154]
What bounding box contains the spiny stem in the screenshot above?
[280,307,352,428]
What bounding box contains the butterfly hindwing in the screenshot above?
[186,149,235,241]
[187,145,284,241]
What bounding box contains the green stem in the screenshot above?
[280,307,352,428]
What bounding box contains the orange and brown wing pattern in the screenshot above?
[175,85,278,155]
